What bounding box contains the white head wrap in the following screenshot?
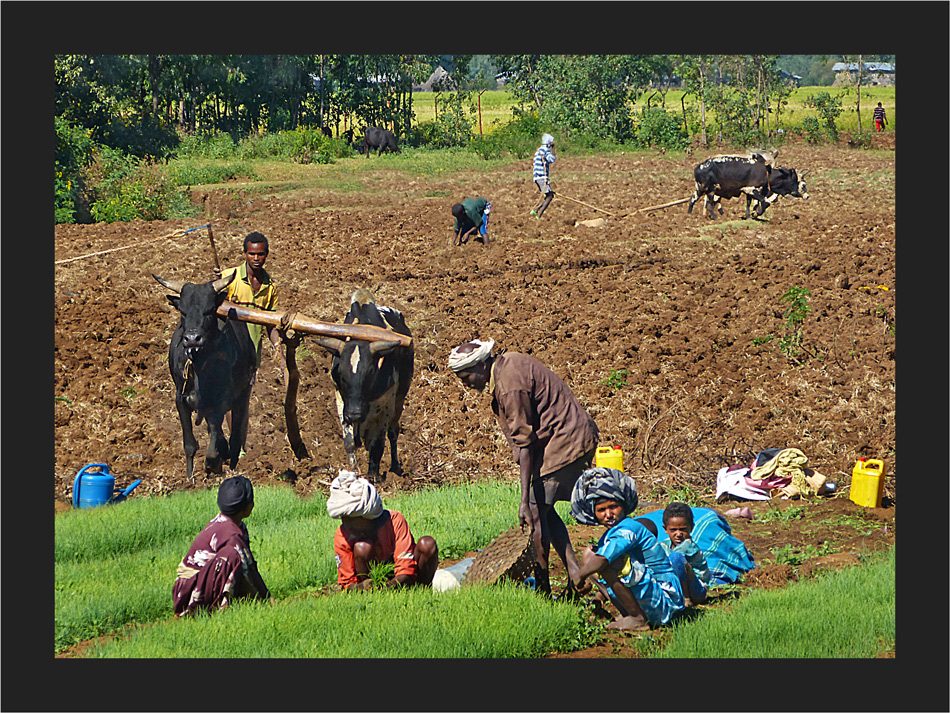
[541,133,554,146]
[447,338,495,372]
[326,470,384,519]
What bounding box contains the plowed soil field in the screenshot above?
[54,140,897,658]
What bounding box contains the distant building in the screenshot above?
[831,62,895,86]
[778,69,803,87]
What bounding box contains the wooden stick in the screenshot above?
[55,224,211,265]
[282,338,309,461]
[207,223,222,277]
[635,197,691,213]
[217,301,413,347]
[556,192,616,216]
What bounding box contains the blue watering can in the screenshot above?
[72,463,142,509]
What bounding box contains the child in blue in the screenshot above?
[570,467,685,630]
[660,502,710,606]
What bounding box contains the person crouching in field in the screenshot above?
[452,197,492,247]
[569,468,686,631]
[173,476,271,616]
[327,470,439,591]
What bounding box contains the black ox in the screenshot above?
[153,273,257,483]
[688,154,809,220]
[315,289,413,480]
[361,126,400,157]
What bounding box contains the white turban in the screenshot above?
[541,133,554,146]
[326,470,384,519]
[447,339,495,372]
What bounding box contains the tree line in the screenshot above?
[55,53,894,160]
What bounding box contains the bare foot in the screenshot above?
[607,615,651,632]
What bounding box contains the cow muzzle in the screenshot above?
[342,404,367,425]
[183,332,208,358]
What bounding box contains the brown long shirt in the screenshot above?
[489,352,599,477]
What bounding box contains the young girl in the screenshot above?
[662,501,711,606]
[570,468,685,630]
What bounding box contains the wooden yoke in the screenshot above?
[215,300,411,464]
[216,301,413,347]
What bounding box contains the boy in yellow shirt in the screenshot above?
[220,232,286,373]
[220,233,288,446]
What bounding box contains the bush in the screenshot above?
[634,107,688,150]
[801,117,824,145]
[803,92,842,143]
[469,111,547,160]
[173,131,239,160]
[55,117,97,224]
[848,130,875,149]
[83,146,178,223]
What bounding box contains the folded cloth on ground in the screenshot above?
[749,447,808,481]
[638,506,756,586]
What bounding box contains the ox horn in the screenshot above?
[153,274,185,294]
[799,169,809,176]
[212,272,236,293]
[370,339,400,356]
[314,337,345,355]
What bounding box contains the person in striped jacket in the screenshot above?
[530,133,557,218]
[873,102,887,132]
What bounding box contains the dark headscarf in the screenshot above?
[218,476,254,516]
[570,467,638,526]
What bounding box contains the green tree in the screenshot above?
[497,55,651,142]
[675,54,717,146]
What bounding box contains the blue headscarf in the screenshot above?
[570,467,638,526]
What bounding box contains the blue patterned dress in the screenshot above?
[593,517,685,626]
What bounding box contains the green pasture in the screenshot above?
[411,89,524,134]
[412,86,896,135]
[57,481,894,659]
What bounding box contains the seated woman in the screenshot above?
[327,471,439,591]
[173,476,271,616]
[569,467,685,631]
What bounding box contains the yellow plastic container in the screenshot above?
[595,446,624,472]
[849,458,886,508]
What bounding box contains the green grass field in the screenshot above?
[56,482,894,658]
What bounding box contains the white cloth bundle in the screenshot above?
[326,470,384,519]
[447,339,494,372]
[715,467,771,502]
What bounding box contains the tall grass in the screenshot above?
[87,583,595,658]
[54,479,522,652]
[656,548,895,658]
